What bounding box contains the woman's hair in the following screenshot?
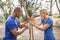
[40,9,48,15]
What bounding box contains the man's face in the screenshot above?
[16,11,22,18]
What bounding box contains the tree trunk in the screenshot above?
[29,0,39,40]
[18,0,39,40]
[55,0,60,15]
[50,0,53,16]
[18,0,34,40]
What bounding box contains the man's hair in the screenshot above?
[14,7,22,13]
[40,9,48,15]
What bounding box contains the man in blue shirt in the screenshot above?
[31,9,55,40]
[3,7,28,40]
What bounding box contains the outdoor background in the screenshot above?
[0,0,60,40]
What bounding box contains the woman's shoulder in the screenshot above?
[48,17,53,22]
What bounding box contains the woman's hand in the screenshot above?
[30,21,35,26]
[30,17,34,21]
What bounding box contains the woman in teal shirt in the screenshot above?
[31,9,55,40]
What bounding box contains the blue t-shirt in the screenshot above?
[3,16,20,40]
[41,17,55,40]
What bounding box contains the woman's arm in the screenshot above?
[39,24,50,31]
[30,21,42,30]
[31,21,50,31]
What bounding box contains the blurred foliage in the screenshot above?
[56,20,60,24]
[0,0,60,21]
[20,16,28,22]
[0,0,14,20]
[27,7,33,17]
[4,13,10,20]
[52,15,60,18]
[0,20,3,23]
[18,0,34,22]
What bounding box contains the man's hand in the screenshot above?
[18,21,29,28]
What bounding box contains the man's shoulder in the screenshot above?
[7,16,14,21]
[16,18,19,20]
[6,16,14,24]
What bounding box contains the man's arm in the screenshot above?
[6,21,28,36]
[18,21,28,28]
[11,27,28,36]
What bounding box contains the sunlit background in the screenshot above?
[0,0,60,19]
[0,0,60,40]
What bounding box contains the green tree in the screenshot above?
[0,0,14,20]
[55,0,60,16]
[18,0,39,40]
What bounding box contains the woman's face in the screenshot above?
[40,12,45,18]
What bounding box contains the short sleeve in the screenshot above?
[6,21,16,31]
[16,18,20,24]
[41,18,44,23]
[18,20,20,24]
[47,19,53,25]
